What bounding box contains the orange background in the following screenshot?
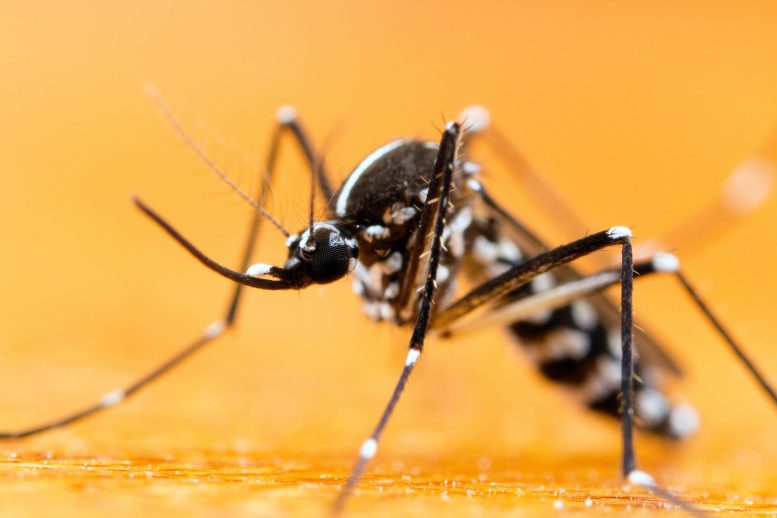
[0,2,775,516]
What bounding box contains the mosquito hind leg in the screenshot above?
[430,226,715,511]
[439,254,671,336]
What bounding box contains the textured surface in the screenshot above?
[1,2,776,517]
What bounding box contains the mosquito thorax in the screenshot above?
[283,222,359,284]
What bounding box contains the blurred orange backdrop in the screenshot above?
[0,1,775,516]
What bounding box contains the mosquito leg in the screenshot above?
[0,110,308,439]
[456,227,639,480]
[434,241,744,513]
[331,122,461,515]
[627,470,708,517]
[674,271,776,405]
[0,244,248,439]
[433,227,635,329]
[468,176,685,376]
[441,246,775,406]
[395,131,459,316]
[0,321,233,441]
[275,105,335,202]
[438,255,669,336]
[618,229,638,476]
[226,107,331,319]
[430,228,703,506]
[444,225,704,512]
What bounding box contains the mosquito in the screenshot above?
[2,90,775,516]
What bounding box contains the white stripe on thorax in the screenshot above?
[335,139,407,216]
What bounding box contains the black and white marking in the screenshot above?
[3,98,774,518]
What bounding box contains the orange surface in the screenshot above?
[0,2,776,517]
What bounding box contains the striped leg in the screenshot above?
[467,167,683,376]
[441,248,699,439]
[431,226,641,469]
[431,225,708,512]
[434,223,772,516]
[439,256,669,338]
[449,204,775,424]
[332,122,461,514]
[468,175,774,410]
[0,106,324,439]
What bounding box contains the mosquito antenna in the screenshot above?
[144,84,291,238]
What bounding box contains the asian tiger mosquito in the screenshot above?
[2,89,775,516]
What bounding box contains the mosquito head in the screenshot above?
[284,222,359,285]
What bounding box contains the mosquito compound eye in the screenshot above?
[308,226,356,284]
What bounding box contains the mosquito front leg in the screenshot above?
[0,207,266,440]
[332,122,461,514]
[0,105,312,439]
[273,105,336,202]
